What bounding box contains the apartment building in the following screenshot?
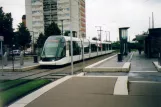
[25,0,86,39]
[79,0,86,38]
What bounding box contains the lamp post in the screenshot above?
[60,20,64,36]
[95,26,103,41]
[70,0,73,75]
[105,31,110,41]
[12,44,15,72]
[106,31,110,41]
[0,36,4,76]
[29,31,34,54]
[105,31,110,50]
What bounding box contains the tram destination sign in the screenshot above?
[0,36,4,41]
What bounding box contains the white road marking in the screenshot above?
[130,71,158,73]
[130,81,161,83]
[113,76,128,95]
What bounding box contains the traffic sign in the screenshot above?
[0,36,4,41]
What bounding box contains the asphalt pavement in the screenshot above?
[6,52,161,107]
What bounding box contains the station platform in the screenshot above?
[84,53,132,72]
[0,60,39,72]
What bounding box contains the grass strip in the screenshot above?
[0,80,10,83]
[0,79,31,92]
[0,79,51,107]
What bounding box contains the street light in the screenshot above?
[106,31,110,41]
[60,20,64,36]
[29,31,34,54]
[95,26,103,41]
[70,0,73,75]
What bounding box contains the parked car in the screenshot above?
[25,51,31,55]
[10,50,20,55]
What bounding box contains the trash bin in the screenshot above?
[118,54,122,62]
[158,56,161,66]
[33,55,38,63]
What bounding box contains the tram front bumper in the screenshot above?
[39,60,56,65]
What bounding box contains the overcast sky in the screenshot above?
[1,0,161,41]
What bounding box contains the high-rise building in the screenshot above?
[25,0,86,39]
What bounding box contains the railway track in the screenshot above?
[23,52,116,80]
[1,52,116,81]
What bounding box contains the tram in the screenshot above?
[39,36,112,66]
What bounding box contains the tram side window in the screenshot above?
[84,42,90,54]
[57,41,66,58]
[109,44,111,50]
[98,44,102,51]
[106,44,109,50]
[69,41,81,56]
[91,43,97,52]
[103,44,106,51]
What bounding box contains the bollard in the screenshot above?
[33,55,38,63]
[3,52,8,66]
[20,51,24,66]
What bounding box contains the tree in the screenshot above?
[64,30,70,36]
[37,33,45,48]
[92,37,98,40]
[111,41,120,50]
[0,7,14,46]
[16,22,31,50]
[35,22,61,48]
[45,22,61,37]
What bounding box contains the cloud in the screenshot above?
[86,0,161,41]
[1,0,161,41]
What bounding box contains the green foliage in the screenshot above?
[37,33,46,48]
[0,7,14,46]
[92,37,98,40]
[0,80,10,83]
[112,41,142,50]
[16,22,31,49]
[128,42,143,50]
[64,30,70,36]
[36,22,61,48]
[0,79,30,91]
[0,79,51,107]
[112,41,120,49]
[45,22,61,37]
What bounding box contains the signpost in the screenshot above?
[119,27,130,55]
[118,27,130,62]
[0,36,4,76]
[20,51,24,71]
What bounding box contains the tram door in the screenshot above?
[66,41,70,63]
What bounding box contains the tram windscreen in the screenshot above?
[41,38,60,58]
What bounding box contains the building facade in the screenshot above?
[25,0,86,39]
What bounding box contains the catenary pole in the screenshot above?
[70,0,73,75]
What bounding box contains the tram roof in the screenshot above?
[48,35,111,44]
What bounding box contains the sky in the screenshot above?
[1,0,161,41]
